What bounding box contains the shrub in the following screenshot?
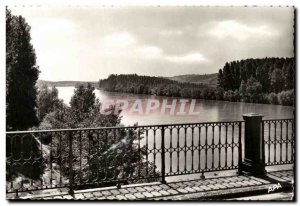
[278,90,294,106]
[267,93,279,104]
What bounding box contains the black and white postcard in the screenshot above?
[5,4,295,201]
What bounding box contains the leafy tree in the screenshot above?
[37,84,60,121]
[70,83,96,123]
[239,80,246,102]
[278,90,294,106]
[223,90,240,102]
[6,8,39,131]
[37,84,158,188]
[246,77,263,103]
[234,90,241,102]
[267,93,279,105]
[38,100,72,130]
[224,90,234,102]
[239,77,263,103]
[215,87,224,100]
[283,61,294,90]
[222,62,232,90]
[271,68,285,93]
[256,63,271,93]
[217,69,224,88]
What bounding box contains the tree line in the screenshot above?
[99,74,216,100]
[217,57,294,105]
[98,58,295,106]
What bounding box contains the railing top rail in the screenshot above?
[6,118,294,134]
[6,120,245,134]
[262,118,294,122]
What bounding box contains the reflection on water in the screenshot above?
[56,86,294,126]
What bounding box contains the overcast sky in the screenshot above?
[10,6,294,81]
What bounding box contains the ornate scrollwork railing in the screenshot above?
[6,118,294,195]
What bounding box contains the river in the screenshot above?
[56,86,294,126]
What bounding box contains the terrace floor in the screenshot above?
[9,168,294,201]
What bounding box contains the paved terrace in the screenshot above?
[9,169,294,200]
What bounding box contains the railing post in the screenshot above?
[240,113,266,176]
[68,131,74,196]
[161,126,166,184]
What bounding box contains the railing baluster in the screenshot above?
[268,122,271,164]
[170,128,173,174]
[68,131,74,195]
[40,133,43,189]
[104,130,108,182]
[205,125,208,170]
[117,128,124,185]
[50,132,53,188]
[20,135,24,191]
[274,122,277,163]
[191,127,194,172]
[88,130,91,183]
[177,127,180,174]
[198,126,201,172]
[120,128,125,183]
[218,126,221,169]
[10,134,13,191]
[59,132,62,187]
[30,134,34,189]
[286,121,289,162]
[200,125,205,179]
[280,121,283,163]
[153,128,156,177]
[96,131,100,184]
[184,127,187,173]
[231,124,234,168]
[161,126,166,184]
[212,125,215,169]
[146,130,149,179]
[291,120,294,162]
[138,128,141,180]
[78,131,82,184]
[225,124,228,168]
[262,120,265,166]
[238,122,242,174]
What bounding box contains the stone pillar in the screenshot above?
[240,113,266,176]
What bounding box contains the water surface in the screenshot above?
[56,86,294,126]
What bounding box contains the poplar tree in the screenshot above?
[6,8,39,131]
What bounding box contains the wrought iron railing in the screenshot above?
[263,119,295,166]
[6,121,243,194]
[6,118,295,195]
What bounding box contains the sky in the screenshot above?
[9,6,294,81]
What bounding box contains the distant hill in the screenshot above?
[37,80,98,88]
[167,73,218,87]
